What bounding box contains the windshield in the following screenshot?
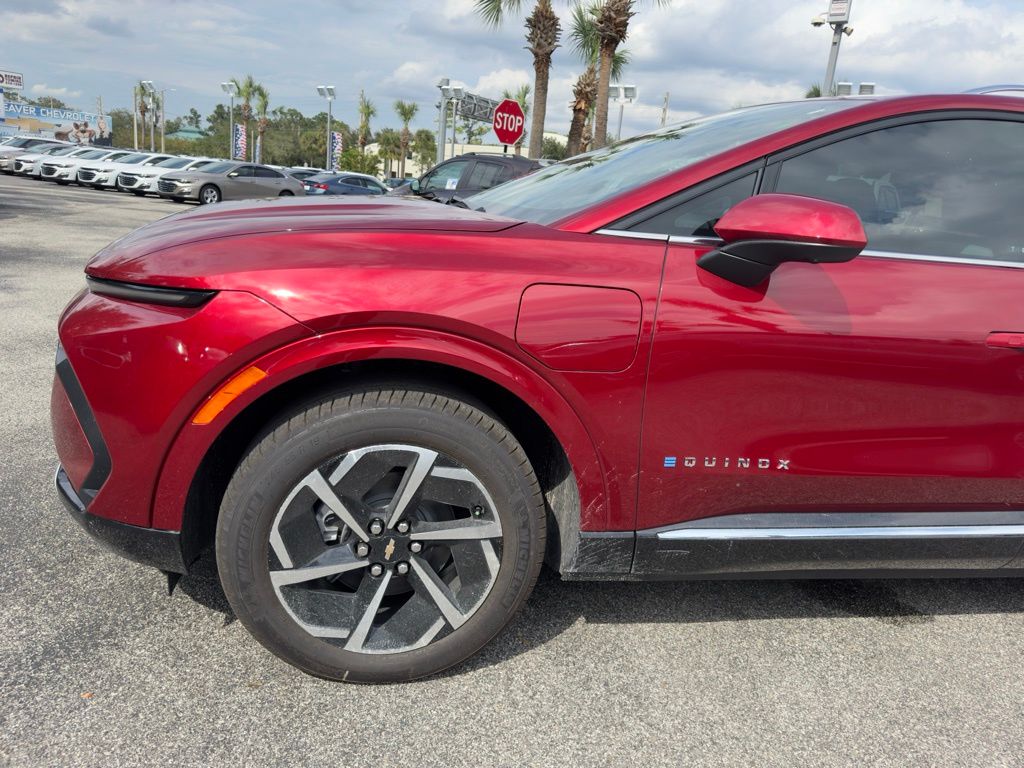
[469,100,861,224]
[46,146,77,156]
[5,137,33,148]
[77,149,107,160]
[116,153,151,165]
[156,157,192,169]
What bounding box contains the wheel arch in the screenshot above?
[159,330,604,574]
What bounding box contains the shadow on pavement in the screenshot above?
[171,550,1024,677]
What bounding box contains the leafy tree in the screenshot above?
[393,100,419,178]
[460,117,488,144]
[805,83,823,98]
[412,128,437,173]
[502,84,531,155]
[186,108,202,128]
[32,96,71,109]
[541,135,568,160]
[475,0,561,160]
[357,90,377,154]
[337,147,381,176]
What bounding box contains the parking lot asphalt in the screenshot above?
[2,172,1024,767]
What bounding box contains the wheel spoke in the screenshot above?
[410,518,501,541]
[385,448,438,528]
[344,571,393,652]
[302,469,370,541]
[409,556,468,629]
[270,549,367,587]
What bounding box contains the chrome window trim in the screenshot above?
[668,235,724,246]
[593,228,668,242]
[658,524,1024,541]
[860,249,1024,269]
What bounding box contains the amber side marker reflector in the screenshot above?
[192,366,268,425]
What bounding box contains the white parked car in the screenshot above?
[11,143,77,176]
[77,152,173,189]
[116,156,219,196]
[37,147,115,183]
[0,136,66,172]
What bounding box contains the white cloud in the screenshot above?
[30,84,82,99]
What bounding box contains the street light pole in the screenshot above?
[609,84,637,141]
[317,85,336,170]
[221,81,238,159]
[141,80,156,152]
[436,79,450,164]
[813,1,854,96]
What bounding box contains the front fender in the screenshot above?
[151,326,610,534]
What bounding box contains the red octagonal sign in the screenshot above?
[492,98,525,146]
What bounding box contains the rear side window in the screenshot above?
[774,119,1024,263]
[467,162,513,190]
[342,177,367,187]
[255,167,283,178]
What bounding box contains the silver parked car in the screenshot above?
[157,161,305,204]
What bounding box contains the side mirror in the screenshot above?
[409,178,421,193]
[698,194,867,287]
[227,171,239,178]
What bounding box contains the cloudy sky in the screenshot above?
[3,0,1023,140]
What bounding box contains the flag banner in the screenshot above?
[330,131,344,171]
[233,123,247,160]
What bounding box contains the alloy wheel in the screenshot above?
[267,444,503,654]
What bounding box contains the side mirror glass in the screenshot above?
[410,178,421,193]
[698,193,867,287]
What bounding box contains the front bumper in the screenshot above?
[56,466,190,573]
[157,180,195,199]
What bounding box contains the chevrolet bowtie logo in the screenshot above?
[384,538,396,561]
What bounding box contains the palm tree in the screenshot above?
[589,0,668,150]
[475,0,561,160]
[376,128,402,178]
[394,100,418,179]
[253,85,270,163]
[566,2,629,156]
[357,91,377,154]
[502,84,531,155]
[231,74,260,159]
[135,80,149,148]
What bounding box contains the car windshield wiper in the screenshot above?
[446,195,470,209]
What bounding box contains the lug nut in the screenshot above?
[472,505,484,517]
[396,520,410,534]
[369,519,385,536]
[355,542,370,558]
[396,562,410,575]
[409,541,423,553]
[369,563,384,577]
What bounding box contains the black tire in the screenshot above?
[216,386,545,683]
[199,184,221,204]
[132,190,146,196]
[278,190,294,196]
[171,196,185,203]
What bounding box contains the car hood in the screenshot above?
[85,196,523,286]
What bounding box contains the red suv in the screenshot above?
[52,92,1024,682]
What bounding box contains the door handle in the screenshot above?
[987,332,1024,349]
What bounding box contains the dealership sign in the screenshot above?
[0,70,24,90]
[2,102,113,144]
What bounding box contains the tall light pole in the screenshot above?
[317,85,335,170]
[436,78,450,165]
[141,80,156,152]
[221,81,238,159]
[609,84,637,141]
[813,1,854,96]
[158,87,175,153]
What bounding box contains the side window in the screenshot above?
[422,160,469,192]
[466,162,512,190]
[232,165,255,177]
[255,167,283,178]
[628,173,757,237]
[774,119,1024,263]
[342,177,367,187]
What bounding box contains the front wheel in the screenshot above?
[199,184,221,204]
[216,387,545,683]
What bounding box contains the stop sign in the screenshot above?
[492,99,526,146]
